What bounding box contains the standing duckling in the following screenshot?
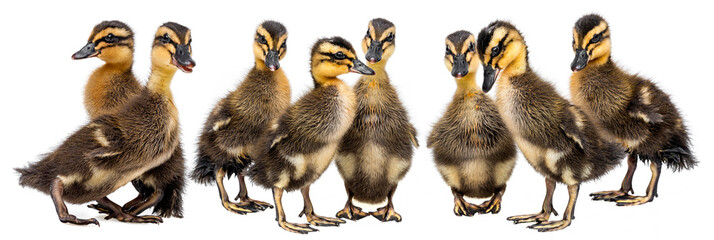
[475,21,624,232]
[15,22,195,225]
[71,20,142,119]
[74,21,186,219]
[249,37,374,234]
[428,30,516,217]
[569,14,696,206]
[334,18,417,222]
[191,20,290,214]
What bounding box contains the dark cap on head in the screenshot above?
[260,20,287,36]
[574,14,606,36]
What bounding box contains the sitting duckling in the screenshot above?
[475,21,624,232]
[569,14,696,206]
[191,20,290,214]
[334,18,418,222]
[428,30,516,217]
[15,22,195,226]
[74,21,185,218]
[249,37,374,234]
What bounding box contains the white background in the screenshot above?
[1,0,711,239]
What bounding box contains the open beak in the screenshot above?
[450,54,469,79]
[350,58,375,75]
[264,50,280,71]
[365,40,383,63]
[72,42,98,60]
[172,44,195,73]
[571,48,589,72]
[482,65,500,93]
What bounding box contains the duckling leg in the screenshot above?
[475,186,506,214]
[372,185,402,222]
[124,189,163,216]
[122,194,147,212]
[451,189,479,216]
[95,197,162,224]
[50,178,99,226]
[335,185,369,220]
[272,187,317,234]
[233,172,273,211]
[527,184,579,232]
[216,168,257,214]
[508,178,559,224]
[614,161,661,206]
[590,154,637,201]
[299,186,346,227]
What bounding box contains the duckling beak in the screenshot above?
[365,40,383,63]
[451,54,469,79]
[482,65,500,93]
[172,44,195,73]
[571,49,589,72]
[350,58,375,75]
[264,50,280,71]
[72,42,98,60]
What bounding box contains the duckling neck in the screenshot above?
[455,73,481,93]
[589,53,611,68]
[254,58,270,72]
[147,66,177,99]
[364,61,389,83]
[502,50,529,78]
[312,75,344,88]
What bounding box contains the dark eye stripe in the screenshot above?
[94,35,131,45]
[585,26,609,48]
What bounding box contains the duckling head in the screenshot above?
[72,20,134,64]
[253,20,287,71]
[151,22,195,73]
[571,14,610,72]
[362,18,395,65]
[310,37,375,85]
[476,21,528,93]
[444,30,479,79]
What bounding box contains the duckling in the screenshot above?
[569,14,696,206]
[249,37,374,234]
[71,20,142,119]
[74,21,186,219]
[15,22,195,225]
[190,20,290,214]
[475,21,624,232]
[428,30,516,217]
[333,18,417,222]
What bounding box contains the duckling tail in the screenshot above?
[152,176,185,218]
[660,132,697,172]
[15,160,54,194]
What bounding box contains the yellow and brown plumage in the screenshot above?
[191,20,290,214]
[15,22,195,225]
[72,20,142,119]
[249,37,374,234]
[333,18,417,222]
[569,14,696,206]
[73,20,186,219]
[428,30,516,217]
[476,21,624,232]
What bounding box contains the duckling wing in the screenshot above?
[559,105,588,151]
[85,121,125,159]
[626,84,663,124]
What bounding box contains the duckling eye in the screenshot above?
[384,33,394,42]
[445,45,451,55]
[161,34,171,44]
[258,35,267,44]
[104,34,116,43]
[365,29,370,38]
[468,42,475,52]
[280,41,286,49]
[490,46,501,57]
[590,34,601,44]
[334,52,346,59]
